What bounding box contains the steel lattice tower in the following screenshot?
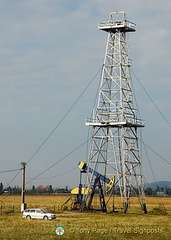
[81,11,147,213]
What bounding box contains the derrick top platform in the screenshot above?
[98,11,136,33]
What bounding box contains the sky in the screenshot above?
[0,0,170,190]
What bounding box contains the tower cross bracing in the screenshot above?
[82,11,147,213]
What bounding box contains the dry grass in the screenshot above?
[0,195,170,239]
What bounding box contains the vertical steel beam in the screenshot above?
[82,11,147,213]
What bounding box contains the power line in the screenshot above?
[0,170,21,195]
[26,66,102,165]
[26,138,90,185]
[0,67,101,192]
[131,69,171,193]
[131,72,170,185]
[4,170,21,188]
[131,69,171,128]
[0,168,20,174]
[27,167,77,180]
[139,137,171,166]
[0,170,21,202]
[141,134,158,186]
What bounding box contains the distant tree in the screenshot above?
[56,187,70,193]
[12,186,21,195]
[165,187,171,195]
[49,185,53,194]
[0,183,3,194]
[7,186,12,194]
[145,187,153,196]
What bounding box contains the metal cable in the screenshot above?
[131,69,171,128]
[0,169,20,174]
[26,167,77,180]
[139,137,171,166]
[26,66,102,165]
[26,138,90,185]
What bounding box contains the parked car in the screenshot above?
[23,208,56,220]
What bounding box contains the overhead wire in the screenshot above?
[131,68,170,213]
[142,174,167,211]
[0,170,21,200]
[0,168,20,174]
[141,134,158,183]
[131,74,161,184]
[1,67,102,193]
[26,138,91,185]
[26,66,102,166]
[25,66,103,184]
[25,67,102,184]
[131,69,171,128]
[139,139,168,213]
[26,167,77,180]
[86,65,103,161]
[131,69,171,168]
[138,138,171,166]
[3,65,170,196]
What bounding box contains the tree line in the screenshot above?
[0,182,171,196]
[0,183,70,195]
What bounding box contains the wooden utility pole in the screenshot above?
[21,162,27,212]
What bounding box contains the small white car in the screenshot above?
[23,208,56,220]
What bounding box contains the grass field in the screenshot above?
[0,195,170,239]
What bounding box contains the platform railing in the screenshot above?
[98,20,136,31]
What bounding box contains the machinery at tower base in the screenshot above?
[72,162,115,212]
[62,162,115,212]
